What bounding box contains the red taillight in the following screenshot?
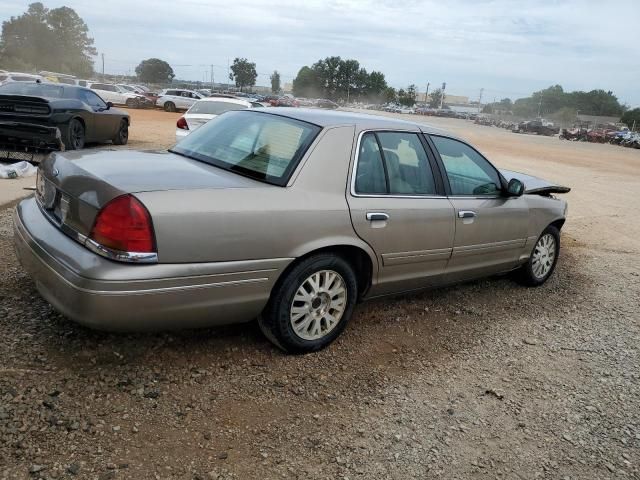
[90,195,155,253]
[176,117,189,130]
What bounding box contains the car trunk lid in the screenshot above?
[184,113,215,131]
[37,149,262,237]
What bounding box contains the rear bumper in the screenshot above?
[13,198,291,331]
[0,121,63,162]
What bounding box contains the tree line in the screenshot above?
[0,2,96,77]
[292,56,418,105]
[483,85,627,120]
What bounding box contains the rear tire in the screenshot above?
[125,98,139,109]
[258,254,358,354]
[164,102,176,112]
[516,225,560,286]
[112,119,128,145]
[65,119,85,150]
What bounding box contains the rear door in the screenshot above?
[428,135,529,281]
[347,130,455,295]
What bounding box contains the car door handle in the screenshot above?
[366,212,389,222]
[458,210,477,219]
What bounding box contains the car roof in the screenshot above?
[195,97,252,105]
[255,107,455,136]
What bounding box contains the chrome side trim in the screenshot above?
[84,238,159,264]
[382,248,452,266]
[349,129,447,200]
[452,239,525,257]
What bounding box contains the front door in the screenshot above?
[347,130,455,295]
[428,135,529,282]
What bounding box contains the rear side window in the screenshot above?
[189,101,249,115]
[354,131,437,195]
[431,136,501,196]
[171,111,321,186]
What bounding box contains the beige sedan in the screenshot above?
[13,109,569,353]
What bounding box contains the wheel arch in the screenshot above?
[274,243,377,301]
[549,218,565,231]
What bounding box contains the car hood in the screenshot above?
[500,169,571,195]
[42,149,265,208]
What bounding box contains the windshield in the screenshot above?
[188,100,250,115]
[0,82,65,98]
[171,111,320,186]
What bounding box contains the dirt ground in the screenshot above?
[0,108,639,480]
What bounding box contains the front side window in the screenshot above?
[79,90,107,109]
[431,136,501,196]
[170,111,320,186]
[354,131,437,195]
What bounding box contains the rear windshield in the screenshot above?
[188,100,249,115]
[170,111,320,186]
[0,83,65,98]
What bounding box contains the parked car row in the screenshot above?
[560,125,639,147]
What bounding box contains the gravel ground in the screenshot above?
[1,110,639,479]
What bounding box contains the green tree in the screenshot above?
[229,57,257,92]
[270,70,281,94]
[367,71,388,101]
[312,56,342,100]
[429,88,444,108]
[135,58,174,84]
[621,108,640,129]
[398,84,417,107]
[383,87,397,103]
[336,59,359,101]
[0,2,96,77]
[513,85,624,118]
[292,66,320,97]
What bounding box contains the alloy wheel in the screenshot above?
[532,233,556,279]
[290,270,347,341]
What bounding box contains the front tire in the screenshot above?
[259,254,358,353]
[65,119,85,150]
[164,102,176,112]
[126,98,139,109]
[516,225,560,286]
[112,119,129,145]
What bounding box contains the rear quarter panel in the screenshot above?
[136,125,376,265]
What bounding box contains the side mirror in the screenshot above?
[506,178,525,197]
[106,101,113,110]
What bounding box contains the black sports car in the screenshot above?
[0,82,129,162]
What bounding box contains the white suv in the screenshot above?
[88,82,151,108]
[156,89,205,112]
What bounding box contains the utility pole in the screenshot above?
[101,53,105,80]
[425,82,430,103]
[227,58,230,91]
[211,64,214,91]
[537,97,543,118]
[477,88,484,113]
[440,82,446,110]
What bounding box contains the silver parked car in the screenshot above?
[175,96,253,140]
[13,109,569,353]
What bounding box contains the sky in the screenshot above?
[2,0,639,106]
